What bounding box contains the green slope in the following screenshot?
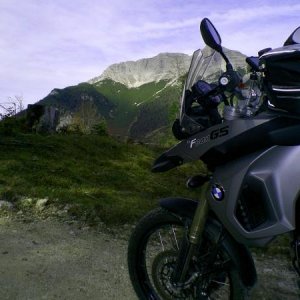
[94,79,170,136]
[128,75,185,145]
[0,134,202,224]
[35,78,184,141]
[38,83,114,119]
[129,84,181,141]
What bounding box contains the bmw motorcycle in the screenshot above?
[128,18,300,299]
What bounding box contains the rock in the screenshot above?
[35,198,49,211]
[0,200,13,210]
[20,198,34,207]
[36,106,60,133]
[57,210,67,216]
[81,226,90,231]
[63,204,73,213]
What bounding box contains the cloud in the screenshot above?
[210,4,300,24]
[1,0,300,105]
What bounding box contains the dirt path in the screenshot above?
[0,216,137,300]
[0,215,299,299]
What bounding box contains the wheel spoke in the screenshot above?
[158,231,165,251]
[171,225,179,250]
[211,280,230,287]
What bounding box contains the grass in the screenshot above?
[0,134,204,224]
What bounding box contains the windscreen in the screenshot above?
[180,47,225,123]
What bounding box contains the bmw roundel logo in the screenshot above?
[211,184,225,201]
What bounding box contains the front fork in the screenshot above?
[291,233,300,277]
[172,182,210,283]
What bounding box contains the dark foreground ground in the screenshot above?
[0,216,299,300]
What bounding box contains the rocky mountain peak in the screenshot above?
[88,53,191,88]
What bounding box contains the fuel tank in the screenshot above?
[152,111,292,172]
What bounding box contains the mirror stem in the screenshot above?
[220,51,230,65]
[226,63,233,71]
[219,50,232,70]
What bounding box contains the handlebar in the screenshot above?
[246,56,260,72]
[218,69,242,92]
[192,81,224,108]
[193,69,242,104]
[185,69,244,128]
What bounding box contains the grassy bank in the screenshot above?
[0,134,203,224]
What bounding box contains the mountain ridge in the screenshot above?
[88,52,191,88]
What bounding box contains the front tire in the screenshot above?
[128,208,250,299]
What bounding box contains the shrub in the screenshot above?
[91,121,108,136]
[0,116,28,136]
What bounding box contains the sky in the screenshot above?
[1,0,300,106]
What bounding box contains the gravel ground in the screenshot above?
[0,215,299,300]
[0,216,137,300]
[252,253,300,300]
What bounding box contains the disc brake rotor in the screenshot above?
[151,250,197,300]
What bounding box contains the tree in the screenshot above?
[74,96,102,133]
[0,102,16,120]
[0,95,25,120]
[14,95,25,112]
[92,120,108,136]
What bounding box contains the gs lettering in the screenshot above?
[210,126,229,140]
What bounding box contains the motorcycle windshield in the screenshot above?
[180,47,225,129]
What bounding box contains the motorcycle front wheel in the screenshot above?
[128,208,250,300]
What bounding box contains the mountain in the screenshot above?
[39,83,114,115]
[98,47,245,143]
[89,48,247,141]
[37,48,247,142]
[87,52,193,138]
[89,53,191,88]
[37,83,115,132]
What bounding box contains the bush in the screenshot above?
[92,121,108,136]
[0,116,28,136]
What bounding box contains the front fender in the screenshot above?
[159,197,198,219]
[159,197,257,288]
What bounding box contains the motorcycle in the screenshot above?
[128,18,300,299]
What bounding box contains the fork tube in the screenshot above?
[173,182,210,283]
[188,182,210,245]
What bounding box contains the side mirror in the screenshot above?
[200,18,231,68]
[284,26,300,46]
[200,18,222,52]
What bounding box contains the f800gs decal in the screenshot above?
[189,125,229,149]
[189,135,210,148]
